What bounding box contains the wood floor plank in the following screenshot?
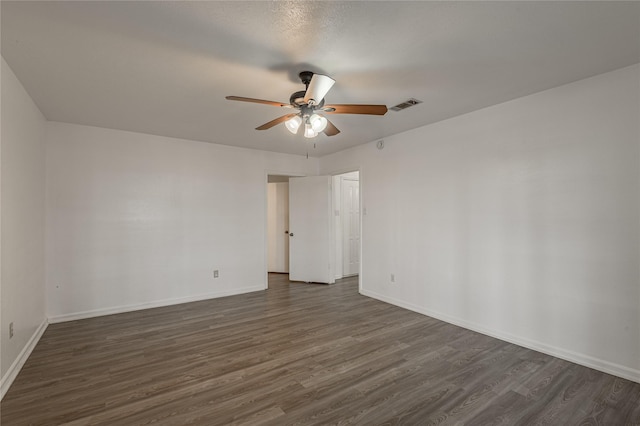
[2,273,639,425]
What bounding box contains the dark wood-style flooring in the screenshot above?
[2,273,639,425]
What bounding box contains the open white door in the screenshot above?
[289,176,334,284]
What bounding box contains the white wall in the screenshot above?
[320,64,640,382]
[46,123,317,321]
[1,58,47,393]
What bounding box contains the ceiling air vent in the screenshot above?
[390,98,423,112]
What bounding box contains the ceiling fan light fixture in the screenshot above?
[304,122,317,138]
[309,114,328,132]
[226,70,386,139]
[285,115,302,134]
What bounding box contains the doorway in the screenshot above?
[266,171,361,287]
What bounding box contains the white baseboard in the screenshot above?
[48,285,265,323]
[1,319,48,400]
[360,289,640,384]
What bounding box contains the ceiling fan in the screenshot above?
[226,71,387,138]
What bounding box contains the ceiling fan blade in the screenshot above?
[256,113,299,130]
[323,118,340,136]
[323,104,388,115]
[226,96,291,108]
[303,74,335,105]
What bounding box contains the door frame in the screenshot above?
[263,167,363,293]
[264,170,306,289]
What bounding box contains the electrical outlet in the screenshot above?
[213,270,219,278]
[9,322,14,339]
[390,273,395,283]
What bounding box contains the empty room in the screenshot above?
[1,1,639,424]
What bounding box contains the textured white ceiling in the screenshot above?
[2,1,639,157]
